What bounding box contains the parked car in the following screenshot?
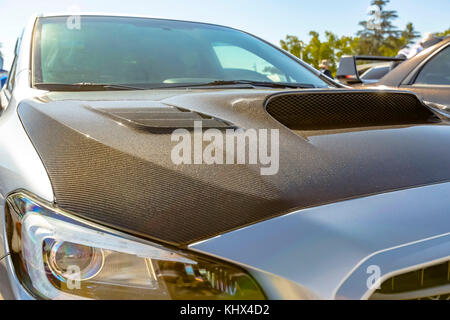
[337,57,401,85]
[1,14,450,300]
[337,37,450,111]
[358,62,391,84]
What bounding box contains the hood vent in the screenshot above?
[89,105,233,130]
[265,90,438,130]
[370,260,450,300]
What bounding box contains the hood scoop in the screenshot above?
[87,105,234,130]
[265,90,438,131]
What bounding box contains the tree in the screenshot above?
[435,28,450,37]
[357,0,400,55]
[280,32,359,76]
[401,23,421,46]
[379,22,420,56]
[302,31,336,72]
[280,35,303,59]
[279,0,431,75]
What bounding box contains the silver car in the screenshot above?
[0,13,449,300]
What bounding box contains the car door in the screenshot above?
[399,45,450,106]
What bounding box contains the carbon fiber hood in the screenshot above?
[18,89,450,246]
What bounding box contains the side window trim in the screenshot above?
[5,37,22,94]
[6,56,18,93]
[411,83,450,88]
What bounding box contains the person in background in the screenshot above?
[319,59,333,79]
[406,32,435,59]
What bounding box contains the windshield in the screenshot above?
[32,16,328,89]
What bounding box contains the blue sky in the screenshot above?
[0,0,449,68]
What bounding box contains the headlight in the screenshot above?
[5,192,265,300]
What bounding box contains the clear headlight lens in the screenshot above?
[5,192,265,300]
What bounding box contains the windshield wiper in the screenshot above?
[34,82,147,91]
[34,80,318,91]
[158,80,317,89]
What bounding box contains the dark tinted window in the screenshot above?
[360,66,390,80]
[33,16,327,88]
[415,46,450,85]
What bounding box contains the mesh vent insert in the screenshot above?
[265,91,437,130]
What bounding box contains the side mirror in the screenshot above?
[336,56,362,85]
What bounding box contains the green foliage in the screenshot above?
[280,35,303,58]
[279,0,432,76]
[280,32,359,76]
[379,22,420,56]
[435,28,450,37]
